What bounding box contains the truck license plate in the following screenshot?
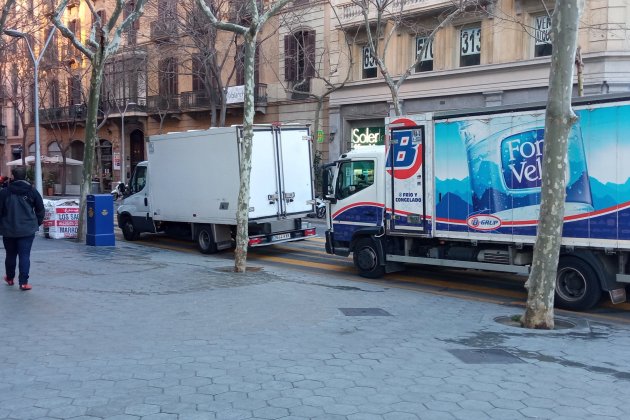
[272,233,291,241]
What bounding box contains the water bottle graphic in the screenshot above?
[460,117,594,221]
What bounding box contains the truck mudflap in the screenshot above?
[325,230,350,256]
[248,227,317,247]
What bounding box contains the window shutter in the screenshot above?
[284,35,296,81]
[305,31,316,78]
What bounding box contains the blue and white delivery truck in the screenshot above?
[324,95,630,310]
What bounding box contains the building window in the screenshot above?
[51,79,60,108]
[159,57,178,96]
[94,10,107,28]
[124,1,139,45]
[336,160,375,200]
[192,54,204,92]
[158,0,176,20]
[68,75,82,105]
[534,15,552,57]
[415,36,433,72]
[103,56,145,103]
[284,30,315,96]
[460,26,481,67]
[362,45,377,79]
[13,108,19,136]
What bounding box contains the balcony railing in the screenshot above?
[39,104,87,124]
[150,19,179,43]
[338,0,446,25]
[39,100,148,124]
[254,83,268,106]
[99,98,147,116]
[180,90,220,110]
[141,84,269,116]
[146,95,181,113]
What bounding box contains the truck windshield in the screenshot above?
[130,166,147,194]
[336,160,375,199]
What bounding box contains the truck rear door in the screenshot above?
[386,118,429,233]
[277,127,313,216]
[249,128,282,219]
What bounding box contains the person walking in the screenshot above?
[0,166,45,291]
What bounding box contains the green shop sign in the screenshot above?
[351,126,385,147]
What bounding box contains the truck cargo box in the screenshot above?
[148,125,313,225]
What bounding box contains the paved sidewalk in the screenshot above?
[1,236,630,419]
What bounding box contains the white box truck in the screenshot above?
[117,125,317,253]
[324,95,630,310]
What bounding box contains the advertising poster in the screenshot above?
[434,103,630,240]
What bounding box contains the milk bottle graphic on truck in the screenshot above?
[459,114,594,222]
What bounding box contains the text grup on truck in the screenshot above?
[116,125,317,252]
[323,94,630,311]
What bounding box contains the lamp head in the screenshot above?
[4,29,26,38]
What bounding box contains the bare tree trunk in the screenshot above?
[234,35,257,273]
[522,0,584,329]
[77,64,103,241]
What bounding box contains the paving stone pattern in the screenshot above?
[1,236,630,419]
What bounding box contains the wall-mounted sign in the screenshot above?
[317,130,324,143]
[351,126,385,148]
[113,152,121,170]
[226,85,245,104]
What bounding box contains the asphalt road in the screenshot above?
[116,220,630,326]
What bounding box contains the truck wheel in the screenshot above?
[555,256,602,311]
[353,237,385,279]
[197,226,218,254]
[122,219,139,241]
[316,206,326,219]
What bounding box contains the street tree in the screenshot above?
[180,0,238,127]
[0,38,35,168]
[278,1,353,170]
[352,0,469,116]
[52,0,148,241]
[522,0,585,329]
[196,0,293,273]
[38,61,92,194]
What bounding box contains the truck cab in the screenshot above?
[324,146,385,259]
[117,162,154,240]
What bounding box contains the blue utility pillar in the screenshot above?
[86,194,115,246]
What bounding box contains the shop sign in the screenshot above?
[351,126,384,148]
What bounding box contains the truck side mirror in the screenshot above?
[321,166,330,196]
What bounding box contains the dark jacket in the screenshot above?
[0,180,45,237]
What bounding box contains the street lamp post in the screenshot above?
[120,101,136,184]
[5,28,57,195]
